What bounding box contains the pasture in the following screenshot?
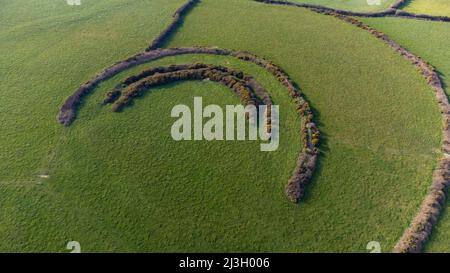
[0,0,448,252]
[289,0,397,12]
[403,0,450,16]
[361,17,450,252]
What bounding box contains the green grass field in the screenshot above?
[361,17,450,252]
[0,0,189,251]
[165,0,442,252]
[0,0,447,252]
[403,0,450,16]
[289,0,396,12]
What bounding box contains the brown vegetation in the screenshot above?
[109,64,267,112]
[146,0,200,51]
[254,0,450,21]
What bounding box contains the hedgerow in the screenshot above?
[254,0,450,21]
[109,64,262,112]
[146,0,200,51]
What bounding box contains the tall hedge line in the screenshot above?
[145,0,199,51]
[106,64,268,112]
[105,63,273,109]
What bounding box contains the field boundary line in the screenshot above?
[254,0,450,22]
[105,63,271,112]
[145,0,200,51]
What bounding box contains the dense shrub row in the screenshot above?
[145,0,199,51]
[109,64,265,112]
[58,81,97,126]
[254,0,450,21]
[285,120,319,203]
[108,63,276,131]
[123,63,214,85]
[104,64,216,104]
[285,148,318,203]
[394,9,450,22]
[230,50,320,202]
[254,0,396,17]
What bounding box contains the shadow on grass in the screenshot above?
[437,69,449,95]
[396,0,414,10]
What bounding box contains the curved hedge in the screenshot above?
[106,63,272,108]
[254,0,450,21]
[106,64,267,112]
[254,0,397,17]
